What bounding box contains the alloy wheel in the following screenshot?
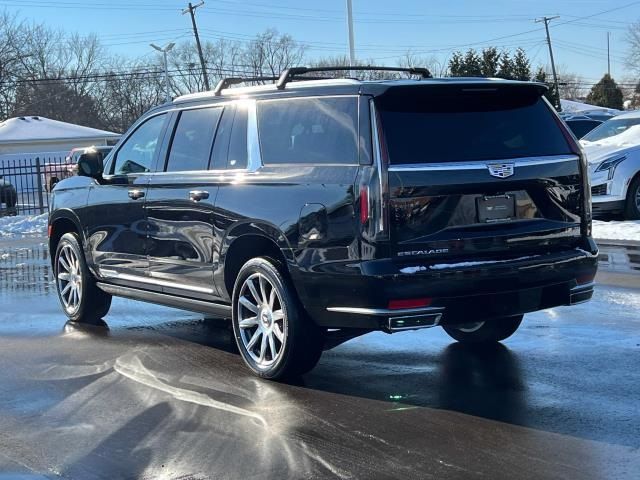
[57,244,82,313]
[237,272,287,368]
[635,185,640,211]
[456,321,485,333]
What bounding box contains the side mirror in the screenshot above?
[77,151,104,179]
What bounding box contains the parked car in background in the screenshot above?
[44,146,113,192]
[565,118,602,139]
[581,110,640,219]
[48,67,598,379]
[0,175,17,216]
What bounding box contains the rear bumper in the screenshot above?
[297,241,598,330]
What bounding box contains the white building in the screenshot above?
[0,116,120,161]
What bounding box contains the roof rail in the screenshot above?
[276,65,432,90]
[213,76,279,96]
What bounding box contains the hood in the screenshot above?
[581,126,640,164]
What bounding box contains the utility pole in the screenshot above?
[536,16,560,110]
[345,0,356,74]
[151,43,176,103]
[607,31,611,76]
[182,1,210,91]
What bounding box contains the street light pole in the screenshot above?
[346,0,356,74]
[151,43,176,103]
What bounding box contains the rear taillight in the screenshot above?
[577,272,596,285]
[549,103,592,237]
[360,185,369,225]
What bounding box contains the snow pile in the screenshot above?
[0,214,48,237]
[593,220,640,242]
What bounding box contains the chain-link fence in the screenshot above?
[0,155,71,216]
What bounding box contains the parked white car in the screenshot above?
[580,110,640,219]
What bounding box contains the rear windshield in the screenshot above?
[377,87,572,164]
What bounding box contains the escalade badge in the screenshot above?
[487,163,515,179]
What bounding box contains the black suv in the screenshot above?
[49,66,598,379]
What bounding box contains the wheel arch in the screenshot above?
[49,210,86,268]
[217,220,297,302]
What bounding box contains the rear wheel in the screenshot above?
[442,315,523,344]
[55,232,111,324]
[624,176,640,220]
[231,257,324,380]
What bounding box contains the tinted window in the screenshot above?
[210,107,234,170]
[113,114,166,175]
[227,104,248,169]
[582,117,640,142]
[377,88,571,164]
[166,107,222,172]
[257,97,358,165]
[566,120,600,139]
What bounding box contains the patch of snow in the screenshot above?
[0,214,48,237]
[400,255,540,274]
[593,220,640,242]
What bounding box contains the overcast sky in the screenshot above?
[3,0,638,86]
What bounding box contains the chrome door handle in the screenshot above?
[128,189,145,200]
[189,190,210,201]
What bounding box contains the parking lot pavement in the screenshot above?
[0,242,639,479]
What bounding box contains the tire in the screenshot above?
[442,315,523,344]
[54,232,111,324]
[624,176,640,220]
[231,257,324,380]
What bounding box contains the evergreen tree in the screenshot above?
[512,48,531,81]
[496,52,515,79]
[462,49,482,76]
[481,47,500,77]
[448,51,464,76]
[586,74,624,110]
[533,67,560,110]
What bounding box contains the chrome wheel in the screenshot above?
[57,244,82,313]
[456,321,485,333]
[237,273,287,368]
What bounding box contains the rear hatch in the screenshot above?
[375,83,584,263]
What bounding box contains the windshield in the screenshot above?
[582,117,640,142]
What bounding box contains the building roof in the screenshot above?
[0,116,120,144]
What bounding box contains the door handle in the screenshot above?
[128,189,145,200]
[189,190,210,201]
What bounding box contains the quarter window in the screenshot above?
[166,107,222,172]
[257,97,358,165]
[112,114,166,175]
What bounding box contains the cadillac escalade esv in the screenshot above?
[48,66,598,379]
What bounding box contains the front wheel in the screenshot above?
[442,315,523,344]
[231,257,324,380]
[624,176,640,220]
[55,232,111,324]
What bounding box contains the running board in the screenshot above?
[96,282,232,318]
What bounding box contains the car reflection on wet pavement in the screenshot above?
[0,241,639,479]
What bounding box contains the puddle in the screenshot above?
[598,244,640,273]
[0,241,53,295]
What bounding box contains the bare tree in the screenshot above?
[627,20,640,73]
[243,29,305,78]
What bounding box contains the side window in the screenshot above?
[210,106,234,170]
[166,107,222,172]
[227,103,248,169]
[257,97,358,165]
[112,114,166,175]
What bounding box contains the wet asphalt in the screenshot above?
[0,238,639,480]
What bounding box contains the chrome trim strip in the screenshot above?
[370,99,388,234]
[327,306,445,316]
[98,268,215,294]
[570,281,596,292]
[388,155,579,172]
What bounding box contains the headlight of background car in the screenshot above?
[595,155,626,180]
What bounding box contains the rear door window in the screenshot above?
[166,107,222,172]
[376,87,571,164]
[257,96,358,165]
[227,104,248,169]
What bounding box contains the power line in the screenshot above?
[182,1,210,91]
[535,16,561,110]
